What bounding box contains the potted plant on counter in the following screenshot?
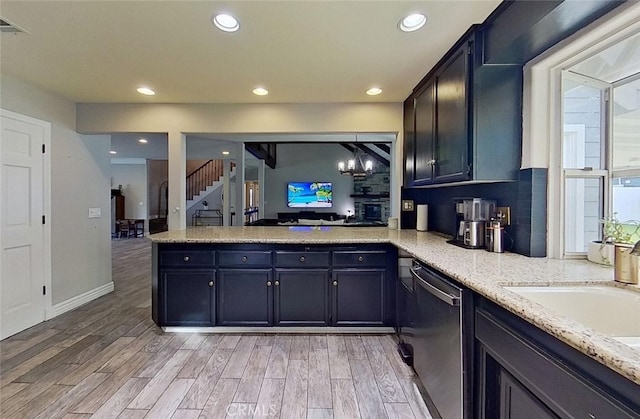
[587,214,640,266]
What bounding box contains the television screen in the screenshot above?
[287,182,333,208]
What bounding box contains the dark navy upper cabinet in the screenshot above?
[433,44,471,184]
[403,97,416,187]
[413,80,436,185]
[405,32,476,187]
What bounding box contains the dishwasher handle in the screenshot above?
[410,265,460,306]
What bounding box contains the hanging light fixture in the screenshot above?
[338,147,374,177]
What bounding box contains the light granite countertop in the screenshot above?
[150,226,640,385]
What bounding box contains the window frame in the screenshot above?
[523,2,640,259]
[560,71,611,257]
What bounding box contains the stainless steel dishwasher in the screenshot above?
[411,260,473,419]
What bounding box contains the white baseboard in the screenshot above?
[45,281,114,320]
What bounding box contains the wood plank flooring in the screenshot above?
[0,238,431,418]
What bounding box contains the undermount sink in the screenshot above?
[505,285,640,349]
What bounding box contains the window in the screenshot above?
[523,2,640,258]
[560,34,640,257]
[561,73,609,255]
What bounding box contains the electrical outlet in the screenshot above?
[497,206,511,225]
[402,200,414,211]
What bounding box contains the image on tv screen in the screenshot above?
[287,182,332,208]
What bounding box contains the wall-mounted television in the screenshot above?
[287,182,333,208]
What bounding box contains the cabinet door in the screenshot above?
[332,269,385,326]
[413,80,436,185]
[274,269,329,326]
[434,43,471,183]
[160,269,215,326]
[217,269,273,326]
[403,97,416,187]
[499,368,558,419]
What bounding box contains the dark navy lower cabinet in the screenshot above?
[160,269,215,326]
[153,243,396,328]
[217,269,273,326]
[332,269,385,326]
[475,299,640,418]
[274,269,330,326]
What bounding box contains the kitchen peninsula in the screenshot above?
[151,226,640,416]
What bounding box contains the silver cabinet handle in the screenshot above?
[300,256,305,262]
[183,256,190,262]
[242,256,248,262]
[358,256,364,262]
[208,281,214,287]
[266,281,272,287]
[427,159,436,165]
[333,281,338,286]
[275,280,280,286]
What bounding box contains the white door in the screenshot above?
[0,110,49,339]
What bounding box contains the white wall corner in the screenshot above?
[45,281,114,320]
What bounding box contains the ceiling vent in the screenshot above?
[0,18,28,34]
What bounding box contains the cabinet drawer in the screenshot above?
[160,250,215,267]
[275,251,330,267]
[218,251,272,267]
[333,251,388,267]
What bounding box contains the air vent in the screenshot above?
[0,18,28,34]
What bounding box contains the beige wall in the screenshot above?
[76,102,404,227]
[76,102,403,135]
[1,74,112,306]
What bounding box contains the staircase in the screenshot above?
[186,160,235,210]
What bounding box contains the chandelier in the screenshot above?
[338,148,373,177]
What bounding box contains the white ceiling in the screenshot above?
[0,0,501,104]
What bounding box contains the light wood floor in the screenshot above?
[0,238,431,418]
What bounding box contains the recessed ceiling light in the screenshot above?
[212,13,239,32]
[138,138,148,144]
[222,151,230,155]
[399,13,427,32]
[110,150,117,155]
[253,87,269,96]
[366,87,383,96]
[136,86,155,96]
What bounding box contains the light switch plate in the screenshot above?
[402,200,414,211]
[88,207,101,218]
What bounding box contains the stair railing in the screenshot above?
[186,159,226,201]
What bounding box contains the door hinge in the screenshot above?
[42,144,45,153]
[42,286,46,295]
[42,215,46,224]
